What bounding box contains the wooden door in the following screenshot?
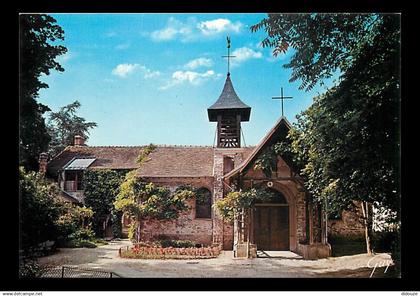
[254,206,289,250]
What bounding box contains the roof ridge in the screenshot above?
[70,144,215,148]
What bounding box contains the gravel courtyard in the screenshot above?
[37,239,395,278]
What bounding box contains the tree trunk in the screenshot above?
[361,201,373,255]
[136,214,141,243]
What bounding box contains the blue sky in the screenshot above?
[38,13,336,147]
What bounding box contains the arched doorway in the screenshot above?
[253,188,290,250]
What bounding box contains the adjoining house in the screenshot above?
[41,70,364,259]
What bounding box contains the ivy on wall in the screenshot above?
[82,169,127,237]
[113,171,196,242]
[214,187,275,222]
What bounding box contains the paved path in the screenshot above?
[38,239,394,278]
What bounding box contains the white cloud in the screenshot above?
[151,27,178,41]
[115,43,130,50]
[231,47,262,67]
[140,66,161,79]
[112,64,160,79]
[112,63,139,78]
[150,17,193,42]
[197,18,242,36]
[184,57,213,70]
[159,70,217,90]
[150,17,243,42]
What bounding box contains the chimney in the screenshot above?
[38,152,48,175]
[74,135,85,146]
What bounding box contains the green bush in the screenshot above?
[372,230,398,253]
[64,240,97,248]
[83,169,126,237]
[68,228,95,241]
[19,167,65,254]
[19,260,44,278]
[158,239,196,248]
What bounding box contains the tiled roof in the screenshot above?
[47,145,255,178]
[137,146,214,177]
[47,146,144,175]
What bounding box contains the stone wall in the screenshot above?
[328,203,365,238]
[213,148,247,249]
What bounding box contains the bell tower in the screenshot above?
[207,37,251,148]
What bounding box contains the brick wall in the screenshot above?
[328,203,365,238]
[133,177,215,245]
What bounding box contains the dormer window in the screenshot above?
[61,158,96,192]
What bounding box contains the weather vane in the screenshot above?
[272,87,293,117]
[222,36,236,75]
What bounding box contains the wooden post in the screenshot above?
[61,266,65,278]
[246,208,250,258]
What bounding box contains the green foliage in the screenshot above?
[254,14,400,258]
[154,239,196,248]
[68,228,95,242]
[47,100,97,157]
[253,13,400,221]
[114,172,195,242]
[55,203,94,240]
[83,169,126,237]
[215,188,275,222]
[111,211,123,238]
[251,13,383,91]
[136,143,157,165]
[253,131,302,178]
[19,260,44,278]
[127,221,138,242]
[19,14,67,171]
[63,240,97,249]
[253,146,277,177]
[284,15,400,220]
[114,172,193,221]
[19,167,65,253]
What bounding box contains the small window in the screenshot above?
[223,156,234,174]
[195,188,212,219]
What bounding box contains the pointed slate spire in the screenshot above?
[207,74,251,122]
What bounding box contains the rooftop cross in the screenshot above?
[272,87,293,117]
[222,36,236,76]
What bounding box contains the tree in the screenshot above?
[252,14,400,256]
[251,13,384,91]
[20,14,67,171]
[19,167,65,253]
[83,169,126,237]
[114,171,195,242]
[47,100,97,157]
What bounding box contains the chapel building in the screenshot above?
[43,59,364,259]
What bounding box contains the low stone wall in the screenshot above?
[296,243,331,260]
[328,206,365,239]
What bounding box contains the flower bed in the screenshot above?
[119,244,221,259]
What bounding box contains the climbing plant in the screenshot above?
[113,171,195,242]
[253,133,299,178]
[214,187,275,222]
[136,143,156,165]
